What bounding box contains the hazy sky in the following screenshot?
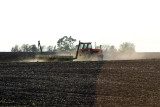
[0,0,160,52]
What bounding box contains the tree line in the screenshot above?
[11,44,55,52]
[11,36,76,52]
[102,42,135,53]
[11,36,135,53]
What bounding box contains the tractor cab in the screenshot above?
[79,42,102,53]
[79,42,92,50]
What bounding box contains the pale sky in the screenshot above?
[0,0,160,52]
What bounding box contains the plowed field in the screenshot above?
[0,60,160,106]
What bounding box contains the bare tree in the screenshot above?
[11,45,21,52]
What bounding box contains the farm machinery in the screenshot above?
[77,42,103,61]
[36,41,103,61]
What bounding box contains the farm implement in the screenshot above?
[0,41,103,62]
[36,40,103,61]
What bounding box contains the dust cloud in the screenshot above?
[16,51,160,62]
[103,51,160,60]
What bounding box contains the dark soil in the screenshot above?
[0,60,160,106]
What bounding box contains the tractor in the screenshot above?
[77,41,103,61]
[37,41,103,61]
